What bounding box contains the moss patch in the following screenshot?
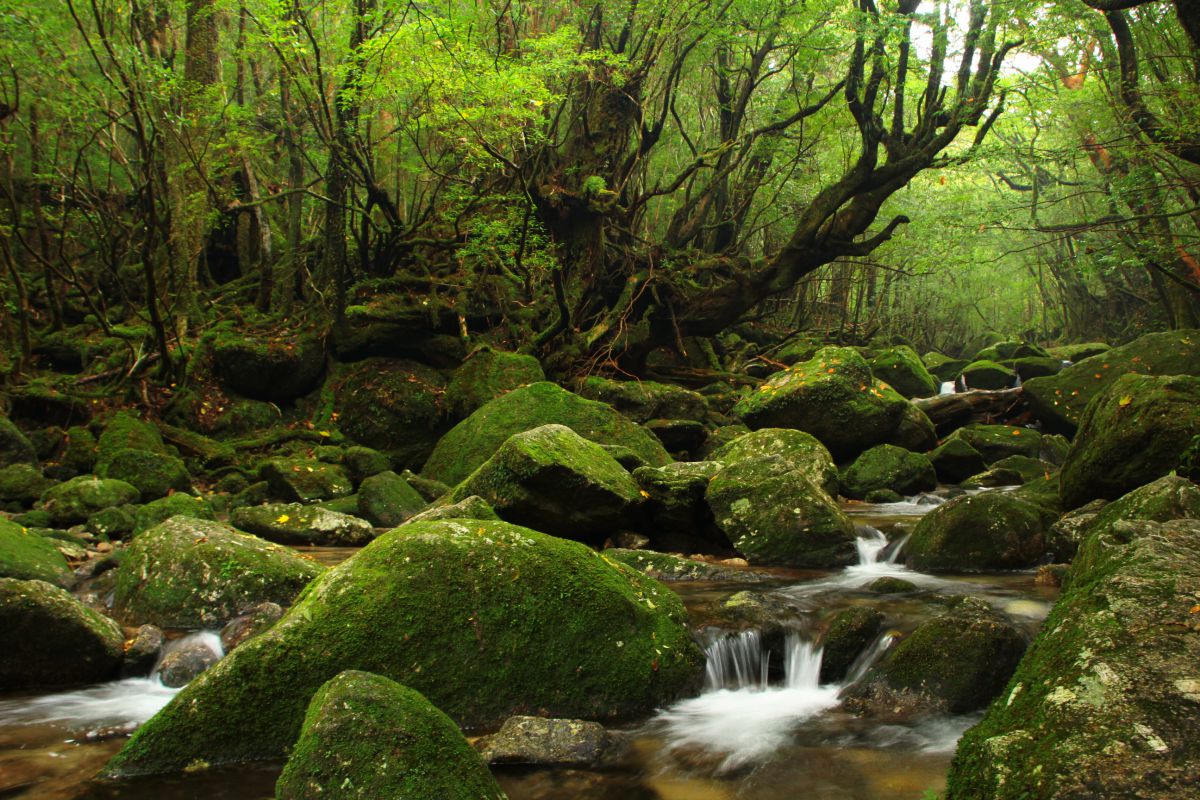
[0,517,72,584]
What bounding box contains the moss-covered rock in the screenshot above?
[231,503,375,547]
[475,715,618,768]
[342,446,392,486]
[96,412,165,468]
[731,347,909,459]
[112,516,323,628]
[132,493,216,535]
[0,463,55,506]
[866,576,917,593]
[41,475,141,527]
[102,519,701,776]
[1024,329,1200,434]
[259,458,354,503]
[276,670,506,800]
[423,382,669,487]
[958,359,1017,390]
[1046,342,1110,362]
[577,377,707,423]
[706,454,856,568]
[0,414,37,468]
[632,461,722,544]
[449,424,641,543]
[165,390,281,438]
[906,492,1053,572]
[602,548,761,582]
[819,606,885,683]
[1059,373,1200,509]
[944,424,1042,465]
[840,445,936,500]
[708,428,838,496]
[0,578,124,688]
[211,332,326,402]
[405,495,500,525]
[1052,476,1200,563]
[98,448,192,500]
[843,597,1025,717]
[87,505,136,538]
[929,438,987,484]
[946,519,1200,799]
[0,517,72,584]
[1007,356,1063,380]
[774,336,822,366]
[60,425,98,476]
[922,352,970,383]
[445,346,545,420]
[356,470,426,527]
[974,341,1050,362]
[334,359,448,470]
[885,402,938,453]
[869,346,939,398]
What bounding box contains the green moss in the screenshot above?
[103,519,702,776]
[840,444,936,500]
[334,359,448,470]
[41,475,141,526]
[423,382,670,487]
[577,376,707,423]
[708,428,837,496]
[974,341,1049,361]
[231,503,375,547]
[210,332,326,402]
[869,346,938,398]
[96,412,165,469]
[1045,342,1110,362]
[0,518,72,584]
[276,671,506,800]
[819,606,884,683]
[133,493,217,534]
[0,463,55,506]
[98,448,192,500]
[0,414,38,467]
[944,424,1042,465]
[445,346,545,419]
[906,492,1053,572]
[356,470,426,527]
[958,360,1017,390]
[929,438,986,484]
[922,352,970,383]
[259,458,354,503]
[60,425,98,475]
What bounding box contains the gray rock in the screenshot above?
[157,637,222,688]
[120,624,164,678]
[476,715,623,768]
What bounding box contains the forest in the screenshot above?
[0,0,1198,799]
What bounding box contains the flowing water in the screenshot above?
[0,497,1057,800]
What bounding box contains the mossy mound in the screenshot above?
[449,424,641,543]
[922,352,970,383]
[0,517,72,584]
[843,597,1025,716]
[958,359,1017,390]
[422,382,669,487]
[988,455,1055,484]
[41,475,141,527]
[405,495,500,525]
[132,493,216,535]
[1053,476,1200,563]
[819,606,884,684]
[334,359,448,470]
[577,376,707,423]
[1059,373,1200,509]
[906,492,1053,572]
[974,341,1049,362]
[446,346,545,420]
[276,670,506,800]
[868,346,938,399]
[1006,356,1063,381]
[210,332,326,402]
[885,402,938,452]
[0,415,37,468]
[632,461,722,544]
[708,427,838,496]
[731,347,909,459]
[231,503,375,547]
[839,444,936,500]
[102,519,702,776]
[259,458,354,503]
[947,519,1200,799]
[1046,342,1110,362]
[96,412,166,468]
[1024,329,1200,434]
[60,425,98,476]
[0,578,125,689]
[342,446,392,486]
[356,470,426,527]
[112,516,323,628]
[928,438,987,484]
[943,424,1042,465]
[98,448,191,500]
[0,463,55,506]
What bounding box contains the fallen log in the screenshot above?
[914,387,1027,435]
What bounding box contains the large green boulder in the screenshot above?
[1050,475,1200,562]
[0,517,72,584]
[958,359,1017,390]
[0,415,37,467]
[929,438,987,484]
[102,519,702,776]
[98,448,191,500]
[708,428,838,495]
[449,424,641,543]
[276,671,505,800]
[839,444,937,500]
[423,382,670,487]
[1046,342,1110,362]
[445,346,545,419]
[947,518,1200,799]
[211,332,326,402]
[974,341,1050,362]
[1059,373,1200,509]
[843,597,1026,717]
[577,376,707,423]
[869,346,939,398]
[632,461,722,545]
[944,424,1042,465]
[0,578,124,688]
[731,347,910,459]
[886,402,938,453]
[41,474,141,527]
[819,606,885,684]
[96,412,165,469]
[132,493,217,535]
[231,503,375,547]
[1007,356,1063,380]
[0,463,55,506]
[334,359,449,470]
[922,352,970,383]
[356,470,426,527]
[906,492,1053,572]
[259,458,354,503]
[112,516,323,628]
[1024,329,1200,434]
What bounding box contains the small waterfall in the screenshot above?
[783,635,823,689]
[150,630,223,680]
[882,533,910,564]
[842,632,899,686]
[855,527,889,565]
[939,380,957,395]
[704,630,770,690]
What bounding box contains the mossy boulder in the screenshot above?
[1024,329,1200,434]
[774,336,822,365]
[974,341,1050,362]
[1059,373,1200,509]
[102,519,701,776]
[632,461,722,543]
[259,458,354,503]
[60,425,98,476]
[577,376,707,423]
[96,412,165,468]
[706,455,856,568]
[986,455,1054,484]
[334,359,448,470]
[112,516,323,628]
[405,495,500,525]
[0,517,72,584]
[708,427,838,496]
[1007,356,1063,380]
[1051,476,1200,563]
[602,548,759,582]
[843,597,1025,717]
[0,578,125,688]
[132,493,217,535]
[922,352,970,383]
[231,503,375,547]
[41,475,141,527]
[448,424,641,543]
[446,346,545,420]
[906,492,1053,572]
[958,360,1017,390]
[0,414,37,467]
[929,438,987,484]
[869,346,938,398]
[356,470,426,527]
[839,444,936,500]
[342,446,392,486]
[423,382,669,487]
[732,347,910,459]
[0,463,55,506]
[98,448,191,500]
[210,332,326,402]
[819,606,885,684]
[1046,341,1110,362]
[944,424,1042,465]
[276,670,506,800]
[475,715,619,768]
[947,519,1200,799]
[885,402,938,453]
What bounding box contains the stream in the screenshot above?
[0,495,1058,800]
